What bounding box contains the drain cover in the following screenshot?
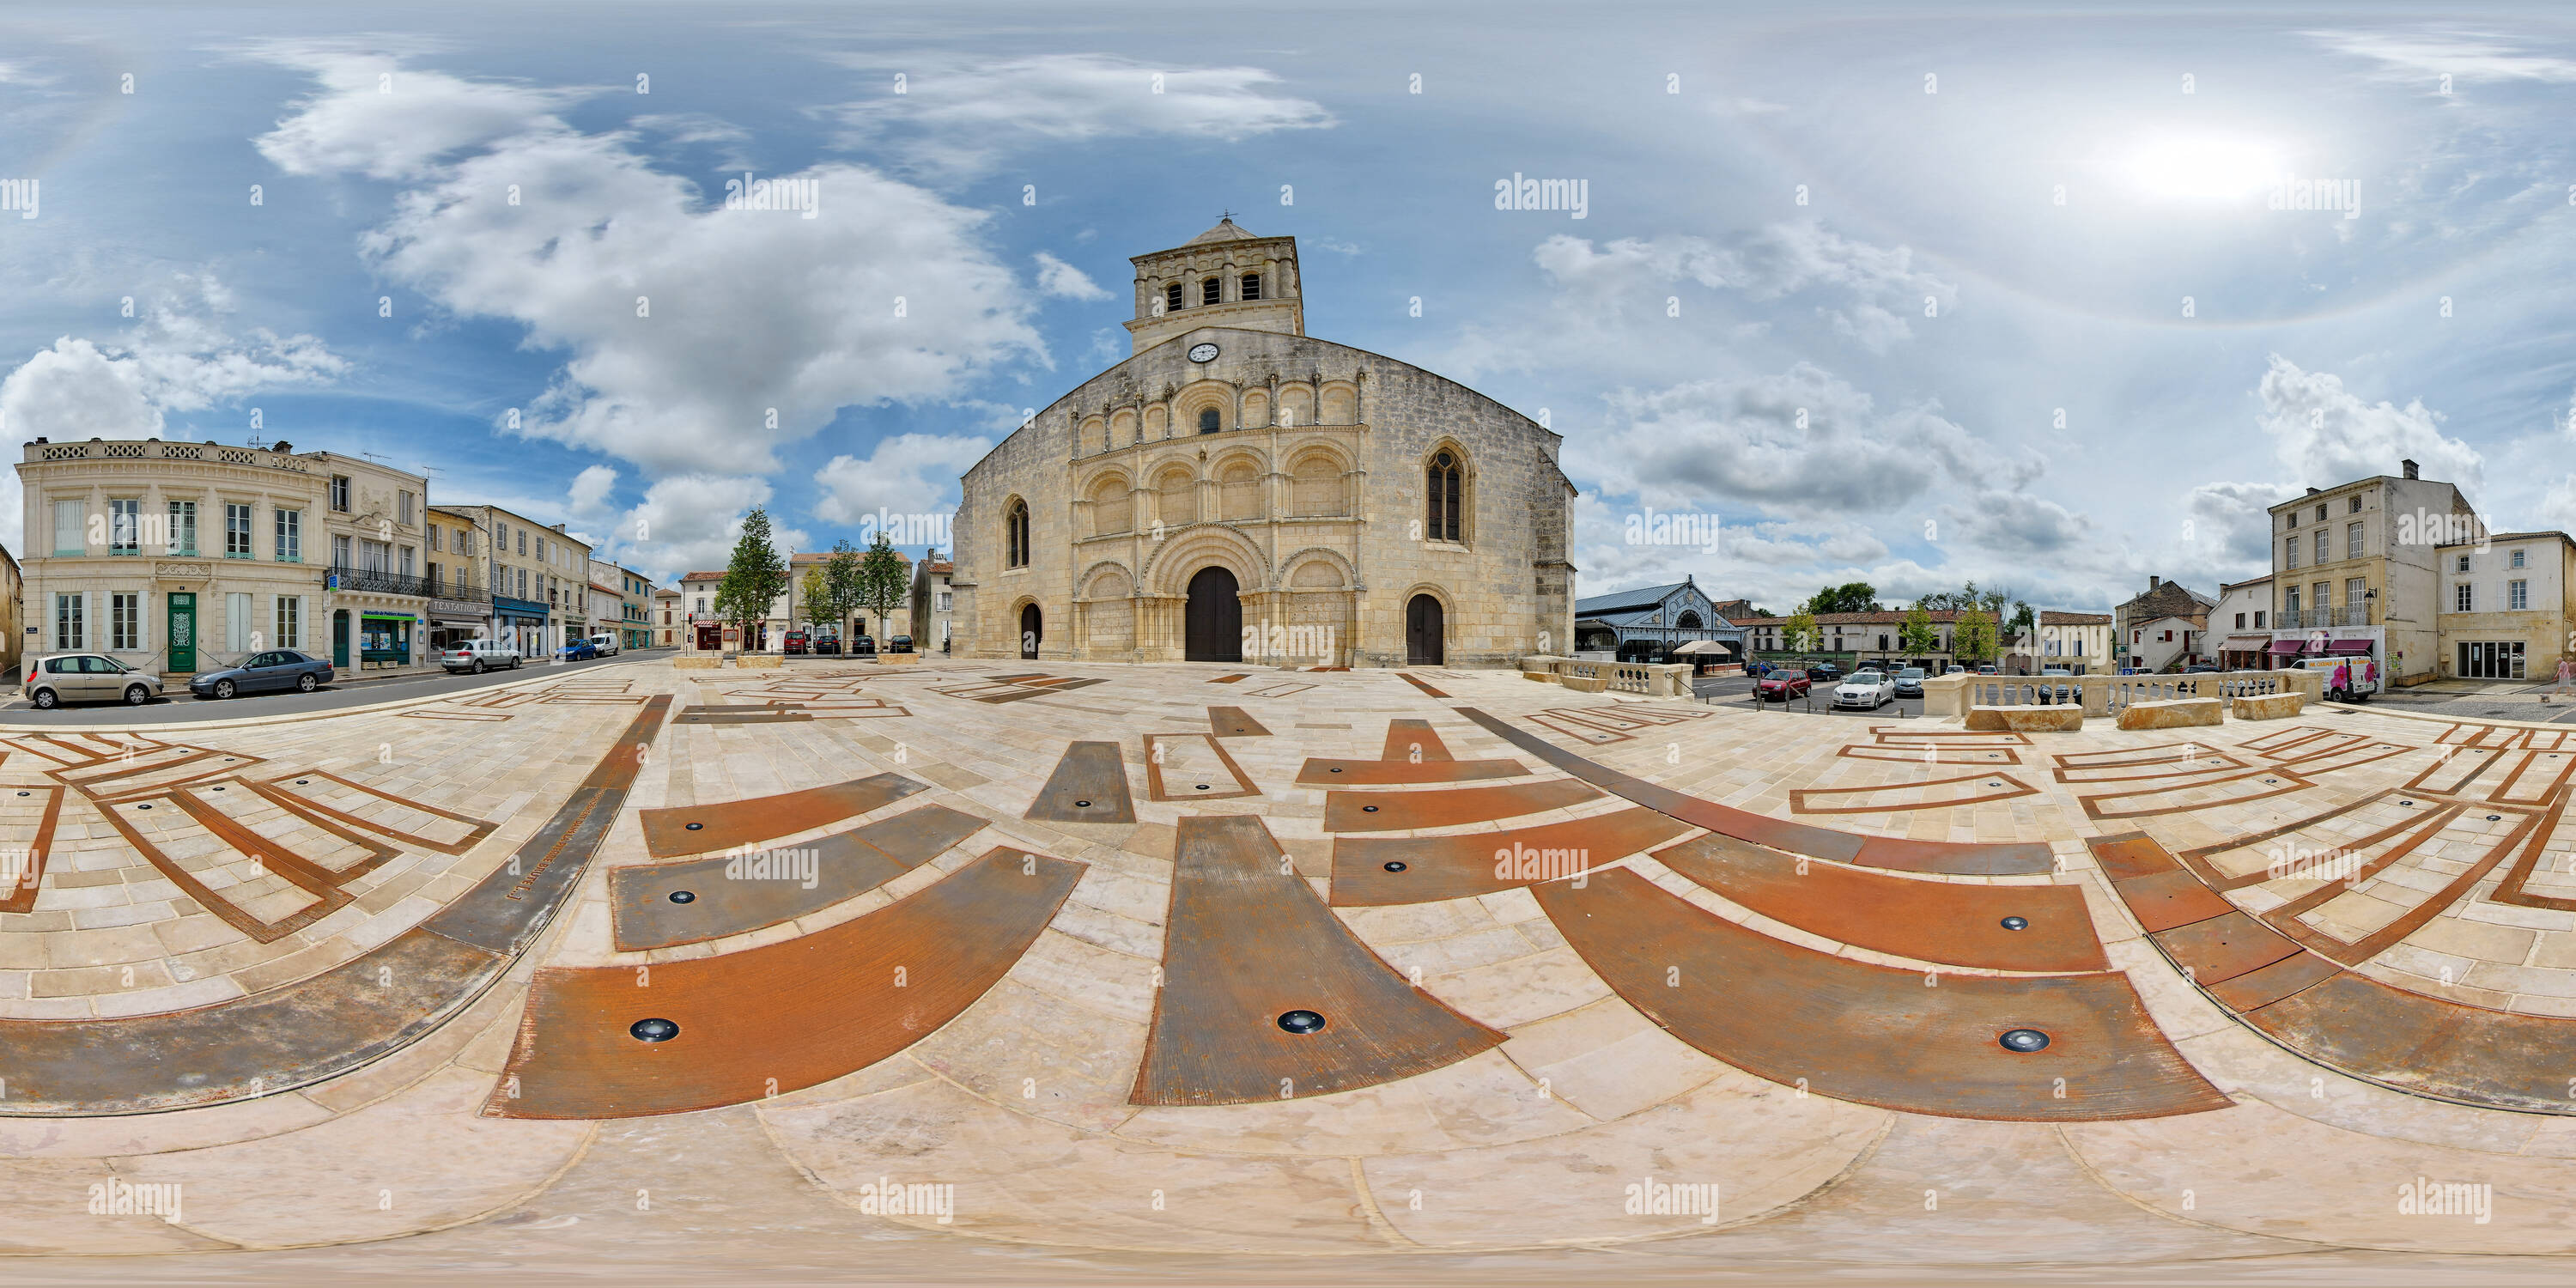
[1277,1010,1327,1035]
[1362,805,1379,813]
[669,890,696,904]
[2000,1029,2050,1053]
[2000,915,2029,931]
[1073,799,1092,808]
[1383,861,1407,872]
[685,822,704,830]
[630,1018,680,1042]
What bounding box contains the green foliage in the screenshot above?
[854,533,909,636]
[1804,581,1881,615]
[1783,610,1819,654]
[1898,605,1940,653]
[1953,608,1999,663]
[713,508,787,643]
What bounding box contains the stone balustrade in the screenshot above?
[1519,656,1696,697]
[1922,669,2320,720]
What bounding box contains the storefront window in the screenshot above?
[361,614,414,665]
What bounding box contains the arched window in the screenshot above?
[1198,407,1221,433]
[1163,282,1183,313]
[1675,611,1703,629]
[1005,499,1031,568]
[1201,276,1222,306]
[1240,273,1262,301]
[1426,451,1462,543]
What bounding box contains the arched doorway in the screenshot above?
[1184,567,1242,662]
[1406,594,1445,665]
[1019,604,1042,659]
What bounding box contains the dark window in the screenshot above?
[1005,500,1030,568]
[1164,282,1183,312]
[1201,276,1222,306]
[1426,451,1462,543]
[330,475,350,512]
[1198,408,1221,433]
[1240,273,1261,301]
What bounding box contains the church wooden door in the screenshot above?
[1185,567,1242,662]
[1406,594,1445,665]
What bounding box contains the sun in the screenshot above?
[2123,134,2282,202]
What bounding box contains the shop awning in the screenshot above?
[2268,640,2308,655]
[434,618,484,629]
[1671,640,1729,654]
[2221,635,2269,651]
[2327,639,2374,654]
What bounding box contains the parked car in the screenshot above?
[585,634,620,657]
[1832,670,1899,709]
[24,653,161,708]
[1893,665,1928,697]
[1757,671,1812,702]
[1944,665,1965,675]
[1976,664,1999,675]
[850,635,878,656]
[188,649,334,700]
[812,634,841,655]
[441,639,524,673]
[556,639,599,662]
[2183,663,2222,674]
[888,635,914,653]
[1806,662,1843,682]
[784,631,810,656]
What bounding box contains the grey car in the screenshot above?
[188,649,336,699]
[1893,665,1927,697]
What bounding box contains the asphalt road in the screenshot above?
[1689,672,1931,720]
[0,648,672,726]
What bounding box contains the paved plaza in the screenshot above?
[7,655,2576,1282]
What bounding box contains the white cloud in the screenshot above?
[251,53,1045,477]
[2310,29,2576,85]
[812,432,993,526]
[0,275,347,538]
[568,464,618,517]
[1034,252,1110,301]
[610,473,807,582]
[2254,354,2482,493]
[826,53,1333,179]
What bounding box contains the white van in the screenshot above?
[441,639,524,674]
[586,634,621,657]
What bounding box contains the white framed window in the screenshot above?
[167,501,197,555]
[226,503,254,557]
[398,490,414,526]
[52,498,84,556]
[329,475,350,511]
[274,507,302,562]
[2456,583,2474,612]
[2458,554,2471,573]
[111,592,140,651]
[2511,548,2526,569]
[401,546,415,575]
[108,499,141,555]
[228,592,252,651]
[2284,536,2298,569]
[2347,523,2363,559]
[2510,579,2530,611]
[333,534,352,568]
[276,595,302,649]
[53,592,83,650]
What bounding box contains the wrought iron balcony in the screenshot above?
[330,565,433,597]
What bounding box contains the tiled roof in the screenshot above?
[1733,611,1970,627]
[1574,580,1689,615]
[2039,611,2111,625]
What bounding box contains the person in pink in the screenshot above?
[2554,656,2575,703]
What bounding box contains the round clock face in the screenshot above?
[1188,343,1219,362]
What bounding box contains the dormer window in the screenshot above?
[1201,276,1222,306]
[1240,273,1261,301]
[1198,408,1221,434]
[1164,282,1183,312]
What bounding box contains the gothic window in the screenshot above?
[1164,282,1183,313]
[1199,407,1221,433]
[1240,273,1262,301]
[1005,499,1031,568]
[1426,451,1463,543]
[1201,276,1222,306]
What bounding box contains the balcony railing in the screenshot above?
[331,566,434,597]
[2275,605,2374,630]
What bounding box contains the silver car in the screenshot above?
[24,653,163,708]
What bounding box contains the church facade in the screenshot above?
[951,220,1577,667]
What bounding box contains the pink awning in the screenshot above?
[2267,640,2307,655]
[2326,639,2374,654]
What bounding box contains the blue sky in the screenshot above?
[4,3,2575,609]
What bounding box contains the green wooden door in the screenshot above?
[167,592,197,673]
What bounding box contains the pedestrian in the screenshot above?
[2551,656,2575,703]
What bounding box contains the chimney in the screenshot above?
[2149,575,2161,590]
[2305,487,2320,496]
[2403,459,2419,480]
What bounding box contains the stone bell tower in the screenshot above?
[1124,217,1304,354]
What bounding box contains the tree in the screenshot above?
[853,533,909,640]
[799,566,829,630]
[821,540,866,641]
[1783,610,1819,655]
[713,508,788,651]
[1805,581,1881,615]
[1898,605,1940,654]
[1953,608,1998,664]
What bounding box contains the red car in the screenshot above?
[784,630,810,656]
[1757,671,1811,702]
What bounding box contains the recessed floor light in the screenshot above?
[2000,1029,2050,1053]
[1277,1010,1326,1035]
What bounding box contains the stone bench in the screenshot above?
[1965,704,2083,732]
[2116,697,2223,731]
[736,654,784,670]
[1522,669,1556,683]
[672,656,720,670]
[1559,674,1610,694]
[2232,692,2303,720]
[878,652,919,666]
